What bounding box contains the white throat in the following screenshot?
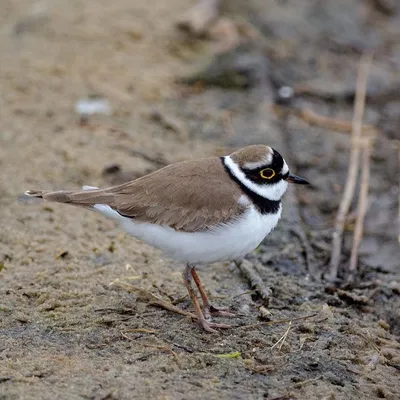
[223,156,288,201]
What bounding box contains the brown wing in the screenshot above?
[29,157,246,232]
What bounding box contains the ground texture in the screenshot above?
[1,1,400,399]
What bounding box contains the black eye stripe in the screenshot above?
[272,148,284,171]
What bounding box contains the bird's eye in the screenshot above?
[259,168,275,179]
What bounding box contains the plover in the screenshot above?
[25,145,309,332]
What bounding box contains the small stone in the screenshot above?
[378,320,390,330]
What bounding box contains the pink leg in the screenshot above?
[182,264,231,332]
[190,267,236,320]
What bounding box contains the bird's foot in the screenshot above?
[203,304,236,320]
[198,318,231,333]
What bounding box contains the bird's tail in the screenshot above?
[24,189,73,203]
[24,185,114,206]
[24,186,123,221]
[24,190,44,198]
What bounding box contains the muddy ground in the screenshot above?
[1,1,400,399]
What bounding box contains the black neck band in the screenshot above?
[221,157,281,215]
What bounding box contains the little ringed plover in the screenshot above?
[25,144,309,332]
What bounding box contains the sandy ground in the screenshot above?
[1,1,400,399]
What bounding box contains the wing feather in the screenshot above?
[25,157,247,232]
[105,157,246,231]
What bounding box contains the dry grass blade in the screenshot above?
[329,53,373,280]
[270,321,292,350]
[349,138,372,274]
[111,280,196,319]
[241,313,318,330]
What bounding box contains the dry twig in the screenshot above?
[235,259,271,304]
[329,53,373,280]
[279,106,377,136]
[349,138,372,274]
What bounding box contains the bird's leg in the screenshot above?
[190,267,236,320]
[182,264,230,332]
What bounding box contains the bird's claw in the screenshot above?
[203,304,236,320]
[199,318,231,333]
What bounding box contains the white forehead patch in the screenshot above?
[242,152,273,170]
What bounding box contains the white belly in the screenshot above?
[94,203,282,264]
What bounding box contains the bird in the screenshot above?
[25,144,309,332]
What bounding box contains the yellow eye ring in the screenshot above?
[260,168,275,179]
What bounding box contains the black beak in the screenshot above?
[287,173,309,185]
